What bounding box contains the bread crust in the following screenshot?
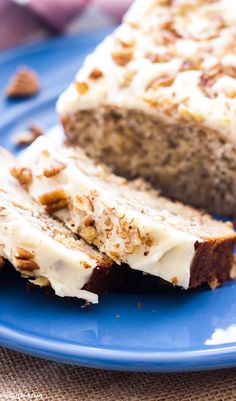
[190,237,236,288]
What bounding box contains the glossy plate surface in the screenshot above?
[0,33,236,372]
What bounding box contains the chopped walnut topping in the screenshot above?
[11,166,33,188]
[161,29,180,45]
[199,65,224,96]
[178,104,205,123]
[180,60,201,72]
[6,67,40,98]
[15,259,40,271]
[146,52,172,63]
[112,50,133,66]
[119,70,136,88]
[142,96,159,107]
[75,81,89,95]
[159,0,172,5]
[43,159,67,178]
[75,194,94,212]
[89,68,104,80]
[118,36,136,48]
[171,276,178,285]
[15,247,34,259]
[39,188,68,205]
[90,189,99,198]
[224,65,236,79]
[46,199,70,213]
[39,188,70,212]
[84,216,95,227]
[80,261,92,269]
[14,125,44,147]
[80,226,98,244]
[146,76,174,91]
[14,247,39,271]
[104,217,111,226]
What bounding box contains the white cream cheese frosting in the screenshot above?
[15,136,214,289]
[57,0,236,144]
[0,148,111,304]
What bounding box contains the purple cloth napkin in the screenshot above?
[0,0,132,50]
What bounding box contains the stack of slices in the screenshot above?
[2,0,236,303]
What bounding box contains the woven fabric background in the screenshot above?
[1,347,236,401]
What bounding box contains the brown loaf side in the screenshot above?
[61,106,236,217]
[85,237,236,292]
[83,263,129,294]
[189,237,236,288]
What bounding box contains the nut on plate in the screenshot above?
[6,67,40,98]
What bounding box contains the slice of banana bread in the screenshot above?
[0,147,115,303]
[15,136,236,290]
[57,0,236,217]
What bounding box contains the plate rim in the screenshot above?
[1,325,236,372]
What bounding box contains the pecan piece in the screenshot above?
[14,247,39,271]
[75,81,89,95]
[43,159,67,178]
[39,188,70,212]
[112,50,133,66]
[11,166,33,187]
[6,67,40,98]
[89,68,103,80]
[15,259,40,271]
[79,226,98,244]
[15,247,34,259]
[178,104,205,123]
[146,76,174,91]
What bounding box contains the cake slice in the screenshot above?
[0,147,115,304]
[14,136,236,289]
[57,0,236,217]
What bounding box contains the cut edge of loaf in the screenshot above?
[61,106,236,217]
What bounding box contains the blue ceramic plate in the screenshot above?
[1,32,236,372]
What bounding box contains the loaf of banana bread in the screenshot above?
[57,0,236,217]
[14,136,236,290]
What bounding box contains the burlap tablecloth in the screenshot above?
[1,347,236,400]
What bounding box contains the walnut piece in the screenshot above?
[6,67,40,98]
[13,125,44,147]
[43,159,67,178]
[11,166,33,187]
